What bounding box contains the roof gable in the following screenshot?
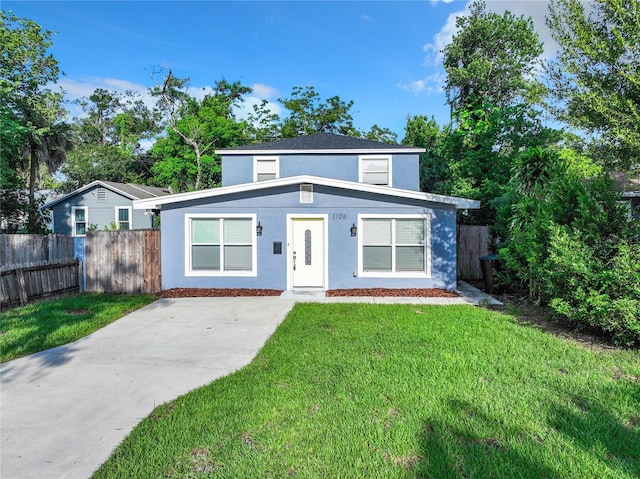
[133,175,480,210]
[41,181,171,210]
[217,132,424,155]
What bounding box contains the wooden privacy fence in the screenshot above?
[85,229,161,294]
[457,225,491,280]
[0,259,80,311]
[0,234,75,265]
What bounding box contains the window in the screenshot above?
[360,155,392,186]
[254,156,279,181]
[186,215,256,276]
[72,207,88,237]
[115,207,131,230]
[359,215,429,277]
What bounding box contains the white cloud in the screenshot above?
[423,7,468,65]
[233,83,282,121]
[398,72,446,94]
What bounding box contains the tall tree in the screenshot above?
[439,1,557,224]
[1,11,71,231]
[402,115,449,194]
[150,70,250,191]
[546,0,640,170]
[278,86,357,137]
[62,88,160,190]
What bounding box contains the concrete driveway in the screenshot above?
[0,297,295,479]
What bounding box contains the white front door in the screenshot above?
[291,218,325,289]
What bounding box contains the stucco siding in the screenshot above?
[160,185,457,291]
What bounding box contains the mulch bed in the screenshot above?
[160,288,283,298]
[160,288,459,298]
[326,288,459,297]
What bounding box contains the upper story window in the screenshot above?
[72,206,88,237]
[254,156,279,182]
[359,155,392,186]
[116,207,131,230]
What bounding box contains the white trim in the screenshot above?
[71,206,88,237]
[218,147,424,155]
[357,214,431,279]
[359,154,393,187]
[115,206,132,230]
[184,213,257,277]
[253,156,280,182]
[133,175,481,210]
[286,214,329,291]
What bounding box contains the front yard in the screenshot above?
[93,303,639,478]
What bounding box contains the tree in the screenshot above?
[0,11,71,232]
[438,1,558,224]
[278,86,357,137]
[150,70,250,191]
[62,88,160,190]
[546,0,640,170]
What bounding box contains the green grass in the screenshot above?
[93,303,640,479]
[0,293,156,362]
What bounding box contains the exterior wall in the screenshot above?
[160,185,457,291]
[222,153,420,191]
[51,185,154,235]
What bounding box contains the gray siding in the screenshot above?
[160,185,457,291]
[222,153,420,191]
[51,185,154,235]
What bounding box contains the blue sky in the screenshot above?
[5,1,554,141]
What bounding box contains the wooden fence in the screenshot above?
[85,229,161,294]
[0,259,80,311]
[0,234,75,265]
[457,225,491,280]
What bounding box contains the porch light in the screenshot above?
[350,223,357,237]
[256,221,263,236]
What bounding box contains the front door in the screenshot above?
[291,218,325,289]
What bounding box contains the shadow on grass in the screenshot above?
[417,399,559,479]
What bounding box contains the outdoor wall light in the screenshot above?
[256,221,263,236]
[350,223,357,237]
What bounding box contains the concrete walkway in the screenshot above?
[0,283,499,479]
[1,297,296,479]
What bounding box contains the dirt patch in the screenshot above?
[326,288,458,297]
[65,309,92,315]
[160,288,282,298]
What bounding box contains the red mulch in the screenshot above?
[159,288,459,298]
[160,288,282,298]
[327,288,458,297]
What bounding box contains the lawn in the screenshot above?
[93,303,639,479]
[0,293,156,362]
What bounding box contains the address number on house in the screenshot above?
[331,213,347,221]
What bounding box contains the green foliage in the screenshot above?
[279,85,358,137]
[546,0,640,170]
[500,147,640,345]
[0,11,71,231]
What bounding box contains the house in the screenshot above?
[134,133,480,292]
[612,171,640,219]
[40,180,172,236]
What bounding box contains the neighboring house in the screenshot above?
[134,133,480,292]
[40,181,172,236]
[612,171,640,219]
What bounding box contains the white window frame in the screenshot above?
[185,213,257,277]
[115,206,132,230]
[357,214,431,278]
[359,155,392,187]
[71,206,88,237]
[253,156,280,182]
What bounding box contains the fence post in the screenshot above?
[15,268,28,306]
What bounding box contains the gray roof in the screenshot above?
[217,132,423,153]
[41,180,172,210]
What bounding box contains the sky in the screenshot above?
[5,0,556,141]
